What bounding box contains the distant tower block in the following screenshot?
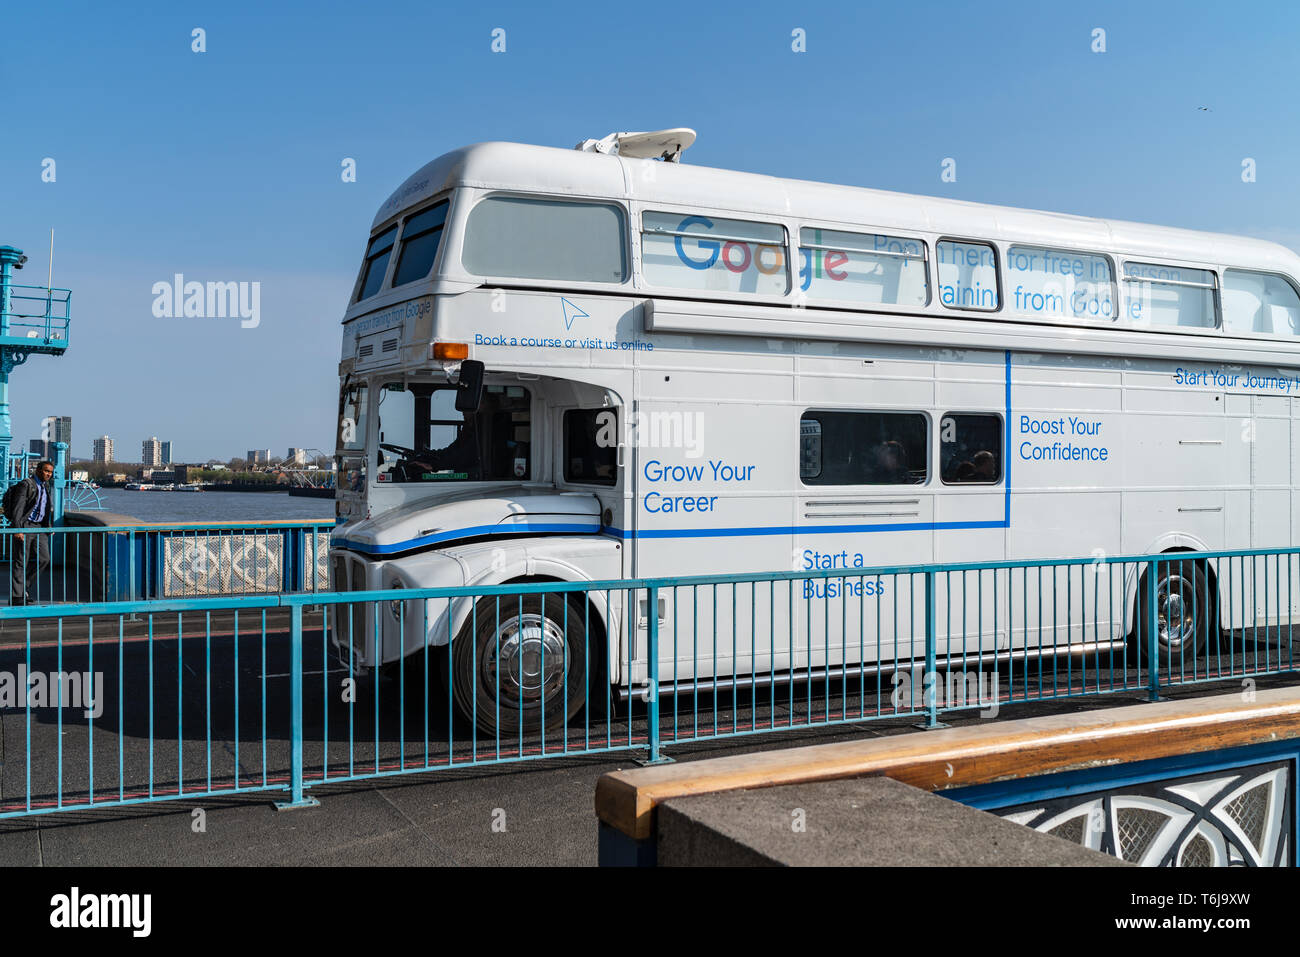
[142,436,162,467]
[49,415,71,457]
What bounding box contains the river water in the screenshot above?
[83,489,335,523]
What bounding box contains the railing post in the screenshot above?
[276,601,319,809]
[52,441,67,522]
[285,527,297,593]
[1147,558,1161,702]
[645,584,666,763]
[924,569,942,728]
[124,528,139,620]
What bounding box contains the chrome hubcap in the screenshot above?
[1157,575,1197,647]
[484,613,567,704]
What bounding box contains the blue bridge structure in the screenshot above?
[0,242,73,516]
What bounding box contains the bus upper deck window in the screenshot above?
[462,196,628,283]
[798,227,927,306]
[393,201,449,287]
[642,211,789,296]
[1222,270,1300,336]
[1006,245,1114,321]
[357,225,398,301]
[936,240,999,311]
[1123,262,1217,329]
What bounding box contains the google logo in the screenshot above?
[673,216,788,275]
[671,216,864,290]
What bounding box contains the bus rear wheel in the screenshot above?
[451,594,588,737]
[1138,559,1211,659]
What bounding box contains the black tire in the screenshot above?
[451,593,589,736]
[1137,557,1212,659]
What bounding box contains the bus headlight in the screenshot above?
[387,581,405,620]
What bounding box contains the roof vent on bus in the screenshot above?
[574,127,696,163]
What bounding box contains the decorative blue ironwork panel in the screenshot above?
[996,760,1292,866]
[162,533,284,596]
[313,531,330,590]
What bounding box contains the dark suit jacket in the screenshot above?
[8,477,55,529]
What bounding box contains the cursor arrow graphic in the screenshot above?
[560,297,589,330]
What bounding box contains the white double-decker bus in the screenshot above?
[330,129,1300,732]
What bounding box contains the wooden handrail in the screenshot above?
[596,687,1300,841]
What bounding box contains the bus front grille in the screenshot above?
[330,553,372,663]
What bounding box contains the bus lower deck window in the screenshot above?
[940,413,1002,484]
[800,411,928,486]
[564,409,618,485]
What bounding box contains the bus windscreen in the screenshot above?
[375,383,531,483]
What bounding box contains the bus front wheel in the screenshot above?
[451,594,588,736]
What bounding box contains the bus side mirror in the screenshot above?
[455,360,485,413]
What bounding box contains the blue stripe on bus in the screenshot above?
[1004,349,1012,524]
[336,518,1008,553]
[333,521,601,554]
[607,520,1007,539]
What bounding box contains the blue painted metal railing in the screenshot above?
[1,442,68,521]
[0,282,71,344]
[0,520,335,604]
[0,546,1295,818]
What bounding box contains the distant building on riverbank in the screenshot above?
[32,416,72,461]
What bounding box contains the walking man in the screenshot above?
[6,460,55,605]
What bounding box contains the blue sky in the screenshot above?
[1,0,1296,461]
